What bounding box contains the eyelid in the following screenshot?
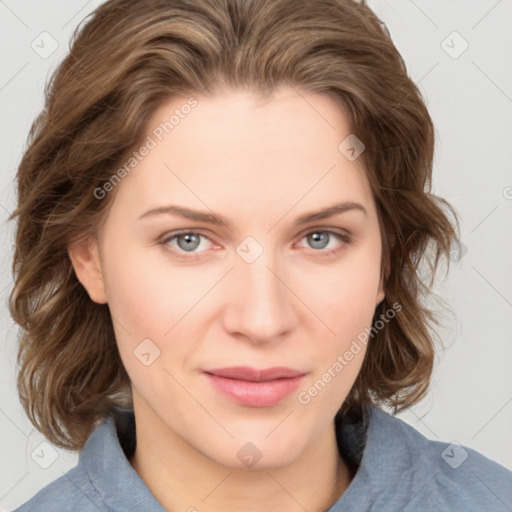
[295,225,352,240]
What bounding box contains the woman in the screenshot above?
[8,0,512,510]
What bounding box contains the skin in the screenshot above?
[69,85,385,512]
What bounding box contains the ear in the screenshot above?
[68,236,107,304]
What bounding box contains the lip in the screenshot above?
[204,366,305,381]
[203,366,307,407]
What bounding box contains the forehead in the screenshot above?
[108,86,375,224]
[143,86,354,161]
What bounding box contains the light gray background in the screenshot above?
[1,0,511,509]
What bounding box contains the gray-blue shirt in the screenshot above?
[12,405,512,511]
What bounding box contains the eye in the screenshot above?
[297,229,351,256]
[160,230,215,259]
[159,228,352,260]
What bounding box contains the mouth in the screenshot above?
[202,366,307,407]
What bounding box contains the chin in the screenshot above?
[195,429,308,471]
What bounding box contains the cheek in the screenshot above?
[295,268,376,415]
[292,252,381,407]
[101,236,200,334]
[100,237,215,381]
[298,251,381,337]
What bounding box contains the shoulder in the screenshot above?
[368,406,512,510]
[11,415,113,512]
[11,411,163,512]
[11,464,105,512]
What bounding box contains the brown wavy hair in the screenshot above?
[8,0,459,451]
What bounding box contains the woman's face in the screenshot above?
[74,86,384,468]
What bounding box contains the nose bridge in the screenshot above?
[226,235,293,341]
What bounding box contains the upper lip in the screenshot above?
[203,366,306,382]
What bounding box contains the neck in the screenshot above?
[129,397,352,512]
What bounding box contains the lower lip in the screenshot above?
[204,373,305,407]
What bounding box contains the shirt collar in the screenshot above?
[78,404,393,511]
[79,408,165,511]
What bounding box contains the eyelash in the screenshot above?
[159,228,352,260]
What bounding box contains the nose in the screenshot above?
[222,244,296,344]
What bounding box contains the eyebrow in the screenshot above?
[138,201,367,228]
